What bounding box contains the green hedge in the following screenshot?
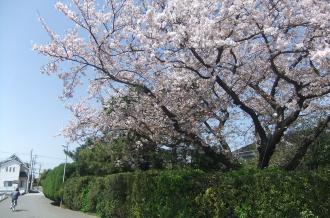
[41,164,65,202]
[196,169,330,218]
[41,163,76,203]
[61,169,330,218]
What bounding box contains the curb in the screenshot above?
[0,195,8,203]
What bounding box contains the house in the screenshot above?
[0,154,30,194]
[233,144,257,161]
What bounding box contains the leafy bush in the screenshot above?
[62,176,94,211]
[95,173,134,217]
[129,170,205,218]
[195,168,330,218]
[61,169,330,218]
[62,170,204,217]
[41,163,75,203]
[41,164,65,202]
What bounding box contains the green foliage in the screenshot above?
[62,170,205,218]
[195,168,330,218]
[61,169,330,218]
[39,169,50,181]
[270,131,330,169]
[69,135,165,175]
[41,164,64,202]
[129,170,205,218]
[71,142,119,176]
[302,132,330,169]
[41,163,75,203]
[69,132,235,173]
[95,173,134,218]
[62,176,94,211]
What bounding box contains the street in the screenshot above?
[0,193,97,218]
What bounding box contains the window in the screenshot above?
[4,181,13,187]
[9,167,11,172]
[13,167,15,172]
[6,167,8,172]
[20,181,23,188]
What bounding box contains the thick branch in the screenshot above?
[270,76,280,97]
[284,115,330,170]
[204,120,231,153]
[215,75,268,143]
[190,48,212,68]
[140,87,237,170]
[249,83,281,111]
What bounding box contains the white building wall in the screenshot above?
[0,162,21,191]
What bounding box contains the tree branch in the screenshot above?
[284,115,330,170]
[215,75,268,143]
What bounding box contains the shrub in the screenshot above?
[61,169,330,218]
[129,170,205,218]
[41,164,65,202]
[95,173,133,217]
[195,168,330,218]
[41,163,76,203]
[62,176,94,211]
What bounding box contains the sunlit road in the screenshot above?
[0,193,97,218]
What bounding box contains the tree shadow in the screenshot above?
[51,201,60,206]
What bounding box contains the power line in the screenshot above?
[0,150,66,161]
[35,154,66,161]
[0,150,31,156]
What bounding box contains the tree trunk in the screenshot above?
[171,146,177,167]
[188,132,239,170]
[257,129,284,168]
[257,141,276,168]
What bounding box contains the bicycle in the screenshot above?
[10,199,17,212]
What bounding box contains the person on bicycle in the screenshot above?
[10,188,20,211]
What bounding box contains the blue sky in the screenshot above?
[0,0,254,171]
[0,0,76,170]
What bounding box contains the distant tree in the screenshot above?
[39,169,50,182]
[68,133,167,174]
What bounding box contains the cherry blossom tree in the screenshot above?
[34,0,330,170]
[133,0,330,169]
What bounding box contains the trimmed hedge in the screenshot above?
[196,169,330,218]
[41,163,76,203]
[61,169,330,218]
[41,164,65,202]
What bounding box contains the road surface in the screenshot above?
[0,193,97,218]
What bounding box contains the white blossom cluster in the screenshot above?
[34,0,330,166]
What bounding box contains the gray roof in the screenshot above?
[0,154,29,168]
[233,144,257,159]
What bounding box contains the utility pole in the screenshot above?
[30,155,37,191]
[37,163,42,188]
[26,149,33,193]
[60,144,68,207]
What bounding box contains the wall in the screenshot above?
[0,162,20,191]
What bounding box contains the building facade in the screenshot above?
[0,155,29,194]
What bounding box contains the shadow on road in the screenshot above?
[51,201,60,206]
[13,209,28,212]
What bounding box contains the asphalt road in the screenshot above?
[0,193,97,218]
